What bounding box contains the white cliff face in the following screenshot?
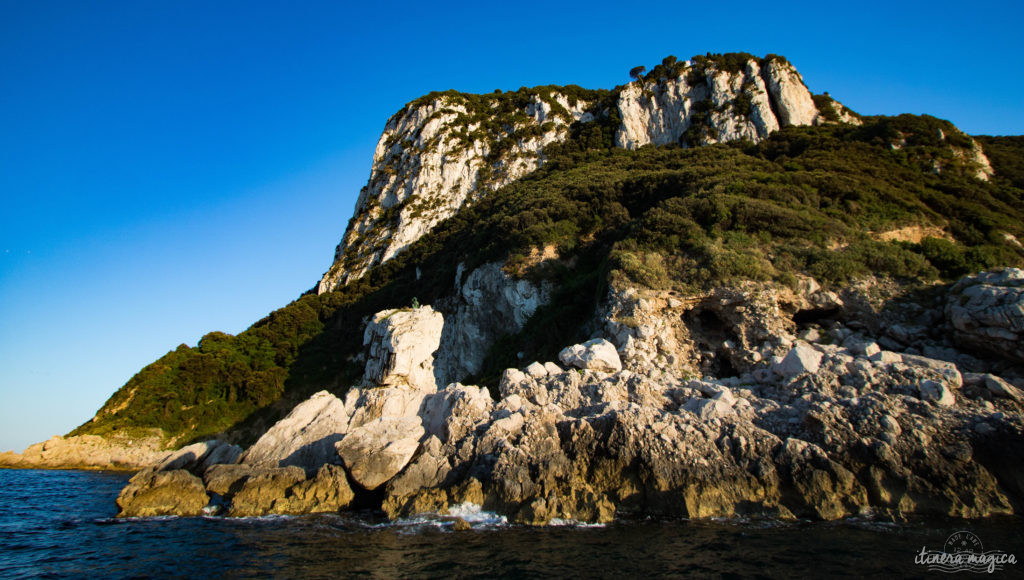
[434,262,552,385]
[317,91,593,293]
[362,306,445,391]
[317,55,865,294]
[616,57,821,150]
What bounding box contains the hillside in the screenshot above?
[72,107,1024,447]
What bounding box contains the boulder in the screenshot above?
[420,384,493,444]
[946,268,1024,362]
[920,380,956,407]
[158,439,241,473]
[525,361,548,378]
[684,397,735,420]
[772,344,823,378]
[240,390,350,472]
[283,464,355,514]
[203,464,255,497]
[363,306,444,390]
[228,466,307,516]
[336,417,425,490]
[558,338,623,373]
[116,468,209,517]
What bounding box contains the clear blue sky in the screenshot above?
[2,0,1022,452]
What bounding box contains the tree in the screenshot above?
[629,66,646,83]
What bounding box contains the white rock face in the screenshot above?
[158,440,242,473]
[240,391,351,471]
[363,306,445,390]
[317,56,858,294]
[616,57,821,150]
[558,338,623,373]
[419,383,493,444]
[435,262,551,384]
[318,91,593,292]
[336,417,425,490]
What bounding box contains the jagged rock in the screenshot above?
[435,262,551,384]
[240,391,350,472]
[336,417,425,490]
[228,466,307,516]
[382,436,453,517]
[203,464,255,497]
[947,268,1024,362]
[363,307,444,390]
[558,338,622,373]
[283,464,355,514]
[773,344,823,378]
[420,383,493,443]
[158,440,242,473]
[116,468,210,517]
[899,353,963,389]
[318,91,591,291]
[616,56,821,150]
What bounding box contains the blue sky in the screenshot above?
[1,0,1022,452]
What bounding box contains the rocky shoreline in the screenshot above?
[108,269,1023,524]
[0,433,168,472]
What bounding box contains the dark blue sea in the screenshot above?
[1,469,1021,578]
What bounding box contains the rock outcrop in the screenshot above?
[0,434,169,471]
[116,468,210,517]
[317,90,593,292]
[947,268,1024,363]
[434,262,551,384]
[111,275,1024,523]
[239,390,350,472]
[616,56,819,149]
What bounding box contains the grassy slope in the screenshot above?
[72,112,1024,447]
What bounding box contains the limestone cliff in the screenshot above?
[317,54,855,294]
[317,89,595,292]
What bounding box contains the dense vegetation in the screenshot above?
[73,105,1024,447]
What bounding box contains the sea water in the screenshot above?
[1,468,1020,578]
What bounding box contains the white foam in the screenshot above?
[547,518,606,528]
[445,502,508,526]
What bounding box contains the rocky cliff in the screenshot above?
[317,88,597,292]
[117,269,1024,523]
[317,54,864,293]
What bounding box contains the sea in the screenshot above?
[0,469,1020,579]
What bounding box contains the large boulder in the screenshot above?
[772,344,823,378]
[947,268,1024,362]
[363,306,444,390]
[240,390,350,472]
[558,338,622,373]
[116,468,210,517]
[158,439,242,473]
[420,384,493,444]
[228,466,307,516]
[336,417,425,490]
